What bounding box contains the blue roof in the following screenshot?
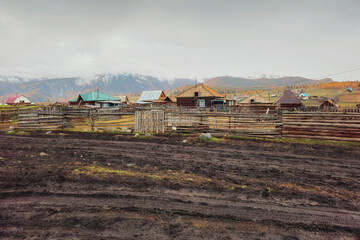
[300,93,309,96]
[69,91,119,102]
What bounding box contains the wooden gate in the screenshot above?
[135,109,165,133]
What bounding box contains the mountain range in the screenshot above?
[0,74,194,102]
[0,73,333,103]
[204,76,332,89]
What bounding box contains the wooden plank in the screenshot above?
[283,122,360,129]
[93,113,135,116]
[282,119,360,124]
[282,129,360,139]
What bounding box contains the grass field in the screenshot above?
[0,105,40,112]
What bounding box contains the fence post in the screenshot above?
[89,109,95,131]
[276,107,282,137]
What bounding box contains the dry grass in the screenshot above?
[73,165,212,184]
[276,182,360,200]
[95,115,135,124]
[338,93,360,103]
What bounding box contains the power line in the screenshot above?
[315,67,360,79]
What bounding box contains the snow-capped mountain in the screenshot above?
[0,73,194,102]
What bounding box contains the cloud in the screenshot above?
[0,0,360,81]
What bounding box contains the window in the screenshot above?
[194,92,199,97]
[199,99,205,108]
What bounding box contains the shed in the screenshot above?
[276,89,303,110]
[176,83,224,108]
[5,95,31,105]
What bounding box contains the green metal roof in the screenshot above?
[69,91,119,102]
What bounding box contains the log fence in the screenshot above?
[18,107,135,132]
[281,111,360,142]
[15,106,360,142]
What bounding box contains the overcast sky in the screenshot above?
[0,0,359,81]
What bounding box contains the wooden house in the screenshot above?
[69,90,121,108]
[176,83,225,108]
[276,89,303,110]
[56,97,70,106]
[114,96,129,103]
[5,95,31,105]
[319,100,336,110]
[114,95,130,107]
[135,90,172,105]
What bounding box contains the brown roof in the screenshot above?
[239,94,270,103]
[320,100,335,107]
[176,83,224,98]
[275,90,302,105]
[114,96,129,102]
[165,96,176,102]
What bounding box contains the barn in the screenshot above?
[5,95,31,105]
[176,83,225,108]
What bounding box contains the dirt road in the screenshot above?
[1,131,360,239]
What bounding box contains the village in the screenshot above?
[1,95,360,239]
[2,1,360,239]
[2,82,358,112]
[1,81,360,142]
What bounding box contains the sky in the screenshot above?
[0,0,360,81]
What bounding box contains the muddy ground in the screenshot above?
[1,131,360,239]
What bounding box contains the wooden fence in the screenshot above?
[164,110,281,137]
[282,112,360,142]
[135,109,165,133]
[135,105,281,137]
[16,106,360,142]
[18,107,135,132]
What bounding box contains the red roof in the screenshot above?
[5,95,20,104]
[58,98,69,104]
